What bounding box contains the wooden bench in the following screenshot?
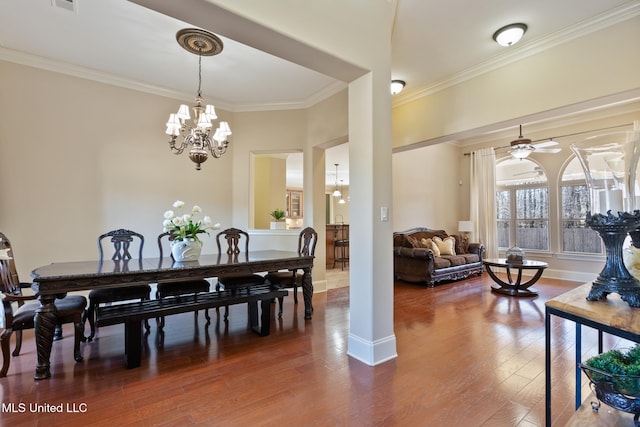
[96,284,287,368]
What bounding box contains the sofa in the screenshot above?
[393,227,485,286]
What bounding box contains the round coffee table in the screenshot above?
[483,258,548,297]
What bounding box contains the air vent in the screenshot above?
[50,0,77,13]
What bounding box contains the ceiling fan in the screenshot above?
[514,166,544,178]
[509,125,561,159]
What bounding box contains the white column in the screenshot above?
[347,73,397,365]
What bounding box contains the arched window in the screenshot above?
[560,156,602,254]
[496,158,549,251]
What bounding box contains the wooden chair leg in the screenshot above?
[86,302,97,341]
[293,284,299,304]
[73,320,84,362]
[12,330,22,356]
[53,324,63,341]
[0,329,13,377]
[277,296,284,317]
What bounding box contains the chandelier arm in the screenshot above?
[205,136,228,158]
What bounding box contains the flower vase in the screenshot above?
[170,238,202,262]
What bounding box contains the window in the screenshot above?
[560,157,602,254]
[496,158,549,251]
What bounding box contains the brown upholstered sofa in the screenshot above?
[393,227,485,286]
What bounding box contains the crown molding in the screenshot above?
[393,2,640,108]
[0,46,346,113]
[393,88,640,153]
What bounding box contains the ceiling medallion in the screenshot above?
[176,28,224,56]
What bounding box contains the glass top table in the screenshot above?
[483,258,549,297]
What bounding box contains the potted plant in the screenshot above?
[580,345,640,421]
[269,209,286,230]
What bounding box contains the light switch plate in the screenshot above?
[381,206,389,221]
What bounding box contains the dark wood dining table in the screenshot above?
[30,250,314,380]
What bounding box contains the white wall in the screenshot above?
[0,61,234,280]
[392,143,460,233]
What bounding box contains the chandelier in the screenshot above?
[165,29,232,170]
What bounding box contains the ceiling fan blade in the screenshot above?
[532,140,559,148]
[513,171,536,176]
[534,148,561,154]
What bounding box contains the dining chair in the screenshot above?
[264,227,317,316]
[85,229,151,341]
[333,223,349,270]
[0,231,86,377]
[215,228,266,320]
[156,232,211,330]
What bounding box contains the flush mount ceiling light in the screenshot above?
[391,80,406,95]
[493,23,527,47]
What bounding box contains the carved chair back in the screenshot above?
[0,231,22,297]
[98,229,144,262]
[298,227,318,257]
[216,228,250,256]
[157,231,177,260]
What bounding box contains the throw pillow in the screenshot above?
[452,234,469,254]
[405,235,421,248]
[433,236,456,256]
[420,238,440,256]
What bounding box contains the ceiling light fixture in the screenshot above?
[492,23,527,47]
[338,180,346,204]
[507,125,562,159]
[332,164,342,197]
[508,125,536,159]
[391,80,406,95]
[165,28,232,170]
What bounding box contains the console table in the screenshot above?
[545,283,640,426]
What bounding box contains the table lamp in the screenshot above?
[570,123,640,307]
[458,220,473,235]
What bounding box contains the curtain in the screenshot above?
[470,147,498,259]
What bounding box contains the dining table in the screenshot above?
[30,250,314,380]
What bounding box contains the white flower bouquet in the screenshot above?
[162,200,220,242]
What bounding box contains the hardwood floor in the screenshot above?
[0,272,634,426]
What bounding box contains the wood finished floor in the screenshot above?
[0,271,633,426]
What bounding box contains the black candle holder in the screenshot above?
[585,210,640,308]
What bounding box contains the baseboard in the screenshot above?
[347,333,398,366]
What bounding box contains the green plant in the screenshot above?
[585,345,640,396]
[270,209,286,221]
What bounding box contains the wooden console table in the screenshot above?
[545,283,640,426]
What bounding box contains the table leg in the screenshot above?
[488,265,542,297]
[124,319,142,369]
[259,299,271,336]
[34,294,57,380]
[301,267,313,319]
[545,307,551,427]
